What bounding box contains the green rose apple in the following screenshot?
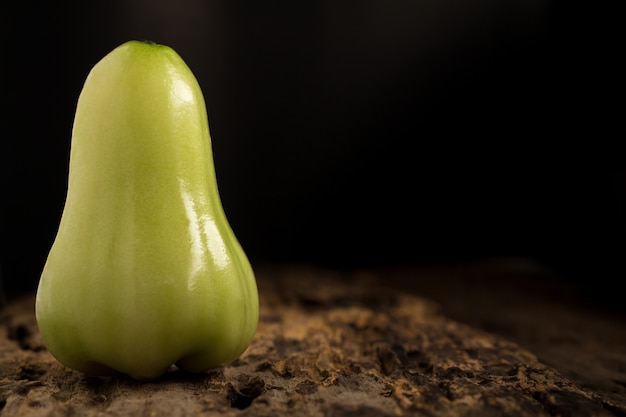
[35,40,259,381]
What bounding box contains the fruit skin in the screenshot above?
[35,40,259,381]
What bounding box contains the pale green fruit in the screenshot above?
[35,40,259,381]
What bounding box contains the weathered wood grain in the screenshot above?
[1,265,624,416]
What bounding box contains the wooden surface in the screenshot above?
[1,259,625,416]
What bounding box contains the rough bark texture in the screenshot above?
[1,261,625,416]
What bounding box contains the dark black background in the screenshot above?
[1,1,622,305]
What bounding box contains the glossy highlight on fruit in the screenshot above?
[35,40,259,380]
